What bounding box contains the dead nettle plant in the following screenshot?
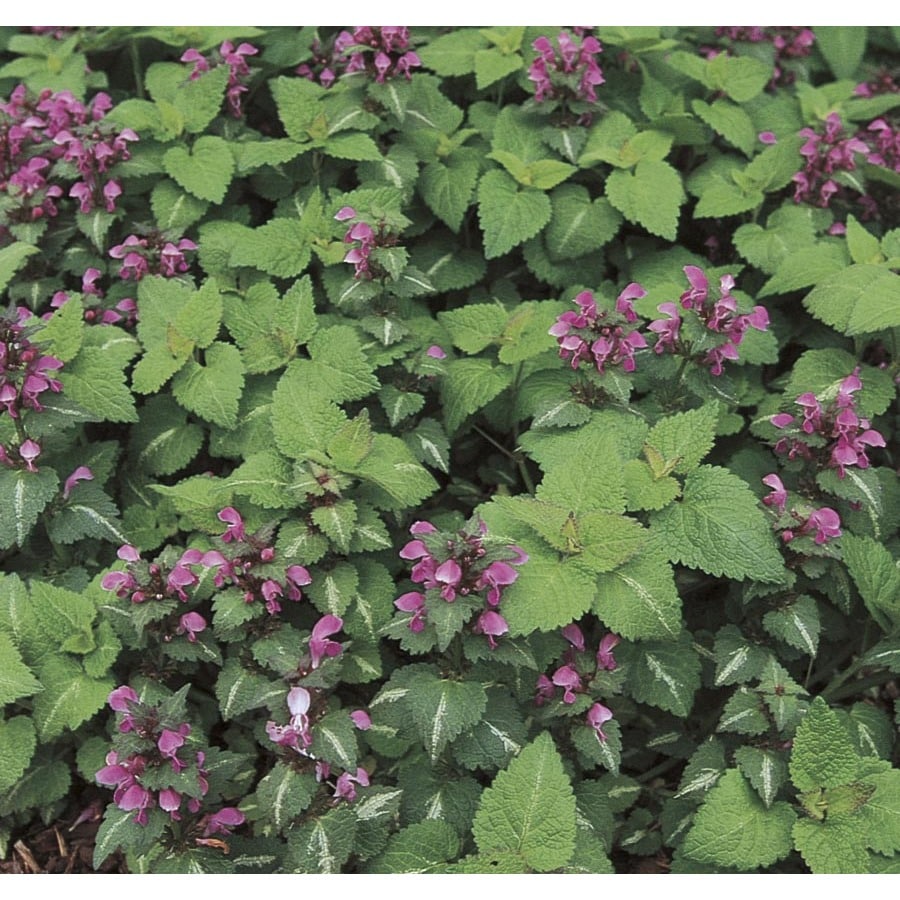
[0,24,898,874]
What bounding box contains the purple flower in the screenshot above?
[472,609,509,650]
[395,591,427,632]
[176,611,207,643]
[18,439,41,472]
[108,685,139,713]
[596,634,620,671]
[807,507,842,544]
[309,615,343,669]
[761,474,788,515]
[562,623,585,652]
[350,710,371,730]
[333,767,370,803]
[552,665,581,704]
[587,702,613,742]
[202,807,245,837]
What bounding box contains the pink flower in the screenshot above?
[807,507,842,544]
[596,634,620,671]
[350,710,371,730]
[395,591,427,632]
[176,611,207,643]
[202,807,245,837]
[62,465,94,500]
[333,767,369,803]
[309,615,343,669]
[552,665,581,704]
[562,623,585,652]
[473,609,509,649]
[761,474,788,514]
[587,702,613,742]
[218,506,245,542]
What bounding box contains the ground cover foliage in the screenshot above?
[0,24,898,874]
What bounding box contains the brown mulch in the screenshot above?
[0,796,127,875]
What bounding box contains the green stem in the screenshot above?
[130,39,145,99]
[822,669,896,704]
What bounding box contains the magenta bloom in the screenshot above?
[761,474,788,515]
[562,623,585,652]
[596,633,620,671]
[395,591,427,632]
[62,465,93,500]
[309,615,343,669]
[350,710,371,730]
[473,610,509,650]
[176,611,207,643]
[587,702,614,742]
[807,507,842,544]
[552,665,582,704]
[108,685,139,713]
[333,767,370,803]
[202,807,245,837]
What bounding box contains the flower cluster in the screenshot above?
[47,268,138,328]
[536,624,619,743]
[648,266,769,376]
[334,205,399,280]
[855,70,900,98]
[96,685,244,834]
[761,474,843,545]
[201,507,314,617]
[770,369,886,478]
[181,41,259,118]
[265,686,370,804]
[333,27,421,84]
[0,84,136,228]
[109,232,197,281]
[395,518,528,650]
[863,118,900,174]
[792,113,871,210]
[715,27,814,87]
[549,285,648,375]
[0,307,63,473]
[529,31,604,113]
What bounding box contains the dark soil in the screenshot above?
[0,793,127,875]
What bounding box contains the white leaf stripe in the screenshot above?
[67,505,129,544]
[429,691,449,761]
[14,478,28,545]
[790,610,817,656]
[715,645,750,686]
[307,822,337,872]
[645,653,683,702]
[618,572,679,637]
[316,725,354,769]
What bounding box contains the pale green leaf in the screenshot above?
[473,732,576,872]
[682,769,795,871]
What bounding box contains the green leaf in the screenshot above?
[803,265,900,335]
[477,169,552,259]
[420,155,480,232]
[845,214,884,265]
[440,358,512,433]
[762,594,821,656]
[713,625,771,687]
[368,821,461,873]
[286,806,357,873]
[859,768,900,856]
[682,769,795,871]
[841,534,900,632]
[545,185,622,260]
[130,395,204,477]
[594,548,682,640]
[229,218,311,279]
[0,633,42,705]
[623,459,681,511]
[33,295,84,362]
[0,467,59,550]
[734,746,789,809]
[310,709,359,771]
[151,179,210,232]
[145,60,230,133]
[816,26,867,80]
[350,433,437,510]
[605,160,684,240]
[0,716,36,794]
[62,347,138,422]
[171,341,244,428]
[472,732,576,872]
[47,482,129,546]
[249,763,316,833]
[439,302,509,354]
[692,99,757,156]
[163,135,235,203]
[0,758,69,818]
[645,402,720,475]
[93,805,168,869]
[215,658,285,720]
[418,29,484,75]
[790,697,860,793]
[0,242,39,294]
[500,552,597,637]
[452,690,528,772]
[651,465,786,583]
[619,631,701,717]
[32,656,111,740]
[793,816,871,873]
[474,47,522,89]
[407,675,487,763]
